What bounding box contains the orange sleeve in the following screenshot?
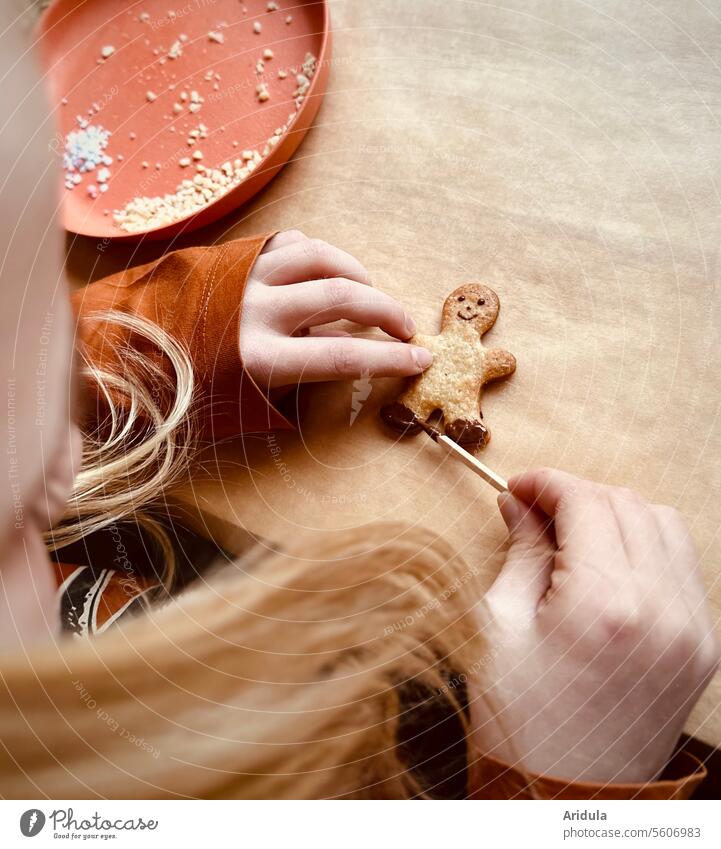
[71,234,293,441]
[468,747,706,800]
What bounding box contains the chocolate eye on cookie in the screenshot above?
[380,282,516,452]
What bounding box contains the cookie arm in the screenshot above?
[483,348,516,383]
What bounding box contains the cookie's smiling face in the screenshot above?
[456,293,484,321]
[442,283,500,334]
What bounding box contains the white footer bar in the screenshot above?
[2,799,719,848]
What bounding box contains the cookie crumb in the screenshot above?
[263,48,274,60]
[208,30,225,44]
[291,52,318,106]
[113,117,295,232]
[253,21,262,34]
[100,45,115,59]
[188,90,204,113]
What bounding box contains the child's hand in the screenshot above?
[469,468,719,784]
[240,230,432,388]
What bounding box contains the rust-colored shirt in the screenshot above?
[63,234,707,800]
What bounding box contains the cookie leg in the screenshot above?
[445,417,491,450]
[442,398,490,450]
[380,396,438,437]
[380,401,423,435]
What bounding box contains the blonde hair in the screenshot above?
[0,523,481,798]
[45,310,197,587]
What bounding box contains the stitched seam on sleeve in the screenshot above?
[199,243,230,377]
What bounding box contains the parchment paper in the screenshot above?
[67,0,721,746]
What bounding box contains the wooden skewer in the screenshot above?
[417,420,508,493]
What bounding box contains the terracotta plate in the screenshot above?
[38,0,330,240]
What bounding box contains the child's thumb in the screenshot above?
[498,492,551,543]
[498,491,527,533]
[485,493,556,614]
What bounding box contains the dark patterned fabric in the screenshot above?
[53,562,159,637]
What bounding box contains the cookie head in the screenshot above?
[442,284,499,333]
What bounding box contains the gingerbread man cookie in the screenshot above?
[380,283,515,450]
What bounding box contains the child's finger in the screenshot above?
[261,229,307,253]
[275,278,416,340]
[254,239,371,287]
[264,338,432,385]
[307,329,354,338]
[607,488,663,575]
[508,467,582,519]
[653,504,702,588]
[292,329,353,338]
[508,468,628,578]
